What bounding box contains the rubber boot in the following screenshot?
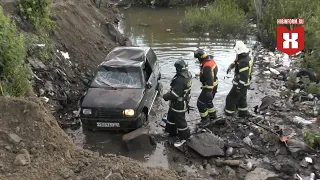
[200,116,210,127]
[209,112,217,120]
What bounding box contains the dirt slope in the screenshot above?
[0,96,182,180]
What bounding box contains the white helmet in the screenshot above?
[234,41,249,54]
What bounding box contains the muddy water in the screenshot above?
[66,7,261,173]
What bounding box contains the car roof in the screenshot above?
[99,46,151,68]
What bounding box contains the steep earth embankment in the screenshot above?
[1,0,131,127]
[0,97,181,180]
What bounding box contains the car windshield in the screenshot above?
[90,66,143,88]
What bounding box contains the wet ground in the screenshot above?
[65,6,266,176]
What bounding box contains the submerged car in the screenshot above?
[80,46,162,130]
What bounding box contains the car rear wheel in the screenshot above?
[156,82,163,97]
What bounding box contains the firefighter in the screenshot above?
[163,59,192,146]
[194,49,218,126]
[225,41,253,118]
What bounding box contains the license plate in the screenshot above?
[96,122,120,127]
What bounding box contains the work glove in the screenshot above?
[162,92,170,101]
[206,91,213,100]
[227,62,236,74]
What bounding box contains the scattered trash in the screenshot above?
[270,68,280,75]
[291,116,312,126]
[243,136,254,146]
[310,173,315,180]
[40,96,49,103]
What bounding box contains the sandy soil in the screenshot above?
[0,96,183,180]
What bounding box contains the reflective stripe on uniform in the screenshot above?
[238,107,248,111]
[207,107,216,113]
[239,80,246,85]
[171,90,179,97]
[200,110,208,117]
[197,99,205,104]
[177,127,189,131]
[166,121,175,125]
[171,101,188,112]
[239,67,249,72]
[225,109,235,114]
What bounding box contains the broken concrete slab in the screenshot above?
[187,132,225,157]
[122,127,156,152]
[245,168,278,180]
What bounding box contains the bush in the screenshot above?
[183,0,248,38]
[0,6,32,97]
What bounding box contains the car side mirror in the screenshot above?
[146,81,152,89]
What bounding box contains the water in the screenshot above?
[67,7,259,172]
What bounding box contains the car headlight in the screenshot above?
[123,109,135,116]
[82,109,92,115]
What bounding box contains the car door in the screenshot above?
[144,56,157,115]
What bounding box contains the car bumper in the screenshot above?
[80,113,143,130]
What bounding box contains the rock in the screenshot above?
[107,173,124,180]
[259,96,276,111]
[223,166,236,179]
[44,81,54,93]
[4,145,11,151]
[245,168,278,180]
[61,168,74,179]
[122,127,156,151]
[225,147,234,157]
[27,57,47,70]
[8,133,22,144]
[14,149,31,166]
[187,132,225,157]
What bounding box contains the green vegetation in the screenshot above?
[304,129,320,149]
[183,0,248,38]
[18,0,55,61]
[0,7,32,97]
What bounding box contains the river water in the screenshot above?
[66,7,260,172]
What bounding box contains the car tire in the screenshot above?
[156,82,163,97]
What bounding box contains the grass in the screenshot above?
[182,0,248,38]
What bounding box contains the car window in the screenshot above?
[90,66,143,88]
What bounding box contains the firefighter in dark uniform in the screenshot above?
[163,59,192,145]
[225,41,253,117]
[194,49,218,126]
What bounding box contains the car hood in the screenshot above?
[81,88,144,109]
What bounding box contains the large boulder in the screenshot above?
[122,127,156,152]
[187,132,225,157]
